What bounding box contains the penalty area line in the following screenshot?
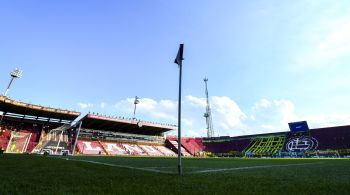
[190,162,325,174]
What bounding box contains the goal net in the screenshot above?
[32,124,72,155]
[6,131,32,153]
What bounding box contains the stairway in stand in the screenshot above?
[168,139,191,156]
[97,140,109,155]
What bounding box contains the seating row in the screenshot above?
[76,140,176,156]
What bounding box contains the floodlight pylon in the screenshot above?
[203,78,214,138]
[3,68,22,96]
[133,96,140,119]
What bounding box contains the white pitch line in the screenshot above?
[51,156,174,174]
[48,156,326,175]
[190,162,325,174]
[77,159,174,174]
[143,166,174,169]
[143,166,206,169]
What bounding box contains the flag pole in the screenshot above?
[175,44,184,175]
[178,56,183,175]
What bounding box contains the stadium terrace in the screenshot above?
[1,95,349,158]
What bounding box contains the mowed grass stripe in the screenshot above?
[1,154,350,194]
[190,161,325,174]
[50,155,174,174]
[53,155,327,175]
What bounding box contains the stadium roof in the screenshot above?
[0,96,80,123]
[79,114,177,135]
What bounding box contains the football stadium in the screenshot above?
[1,94,350,194]
[2,1,350,194]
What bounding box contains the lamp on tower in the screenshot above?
[3,68,22,96]
[133,96,140,119]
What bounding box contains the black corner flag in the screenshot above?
[174,44,184,175]
[174,44,184,66]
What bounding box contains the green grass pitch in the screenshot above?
[1,154,349,194]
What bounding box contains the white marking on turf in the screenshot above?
[190,162,324,174]
[143,166,205,169]
[51,156,174,174]
[48,156,326,175]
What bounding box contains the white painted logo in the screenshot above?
[82,141,101,151]
[104,143,125,152]
[286,136,318,152]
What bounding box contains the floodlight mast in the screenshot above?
[133,96,140,119]
[3,68,22,96]
[203,78,214,138]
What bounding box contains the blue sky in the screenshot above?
[1,1,350,137]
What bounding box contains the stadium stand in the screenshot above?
[0,97,179,156]
[310,126,350,150]
[139,145,164,156]
[155,145,177,156]
[100,142,128,155]
[202,136,251,157]
[6,131,32,153]
[166,137,192,156]
[0,96,80,154]
[244,135,286,157]
[71,114,178,156]
[122,143,147,155]
[2,95,350,158]
[33,124,74,155]
[178,138,204,156]
[0,96,80,124]
[200,125,350,157]
[0,128,11,151]
[0,122,63,154]
[77,140,106,155]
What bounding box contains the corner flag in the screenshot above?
[174,44,184,175]
[174,44,184,66]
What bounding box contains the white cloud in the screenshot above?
[256,99,271,108]
[114,97,177,122]
[81,96,350,137]
[112,95,350,137]
[100,102,106,109]
[251,99,297,131]
[114,98,134,113]
[186,130,200,137]
[135,98,158,111]
[152,112,177,121]
[183,118,194,126]
[185,95,206,108]
[159,100,177,110]
[113,96,248,136]
[211,96,247,131]
[92,96,350,137]
[77,102,93,109]
[304,113,350,129]
[260,124,277,131]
